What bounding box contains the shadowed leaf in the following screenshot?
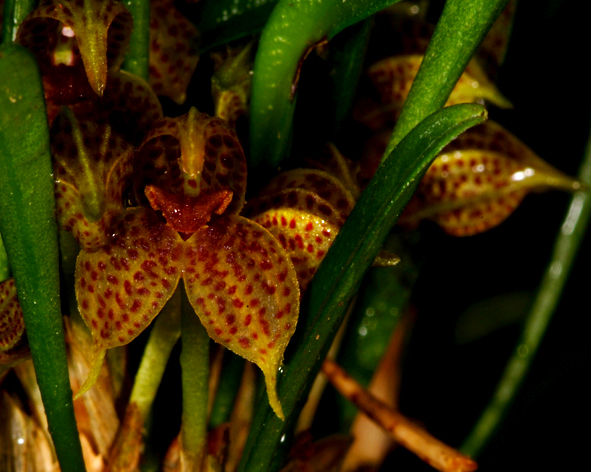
[183,216,300,420]
[0,279,25,352]
[75,208,184,396]
[17,0,132,96]
[478,0,516,79]
[148,0,200,104]
[52,109,133,251]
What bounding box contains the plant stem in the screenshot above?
[130,289,181,420]
[121,0,151,81]
[180,284,210,466]
[1,0,36,45]
[249,0,404,169]
[460,117,591,458]
[209,351,245,428]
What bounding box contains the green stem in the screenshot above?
[385,0,509,158]
[249,0,404,169]
[238,104,487,472]
[0,44,86,472]
[1,0,37,45]
[209,351,245,428]
[334,230,421,431]
[180,284,209,464]
[460,119,591,458]
[122,0,151,81]
[130,289,181,420]
[0,233,9,281]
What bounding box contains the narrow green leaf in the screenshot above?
[196,0,278,53]
[238,103,487,472]
[461,114,591,458]
[249,0,404,169]
[1,0,36,44]
[122,0,151,81]
[0,234,9,281]
[385,0,510,157]
[0,44,86,472]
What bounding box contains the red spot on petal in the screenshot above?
[130,299,142,312]
[124,280,133,296]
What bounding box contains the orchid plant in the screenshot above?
[0,0,589,471]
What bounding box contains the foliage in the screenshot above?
[0,0,588,471]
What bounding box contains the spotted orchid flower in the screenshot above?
[361,121,580,236]
[148,0,200,105]
[72,108,300,419]
[17,0,133,96]
[354,54,512,131]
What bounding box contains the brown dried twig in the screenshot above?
[322,359,477,472]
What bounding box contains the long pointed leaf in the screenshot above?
[0,44,86,472]
[238,103,487,472]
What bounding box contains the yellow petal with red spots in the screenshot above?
[149,0,200,104]
[259,169,356,220]
[17,0,132,96]
[0,279,25,352]
[243,188,346,230]
[355,55,511,130]
[52,109,133,251]
[251,205,341,291]
[183,216,300,420]
[400,122,580,236]
[75,208,183,396]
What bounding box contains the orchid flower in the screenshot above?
[64,107,299,420]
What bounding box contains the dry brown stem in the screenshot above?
[322,359,477,472]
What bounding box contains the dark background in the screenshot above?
[389,1,590,470]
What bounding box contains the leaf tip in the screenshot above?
[73,348,106,400]
[263,366,285,421]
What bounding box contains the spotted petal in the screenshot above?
[259,169,356,220]
[52,109,133,251]
[183,216,300,419]
[17,0,132,96]
[75,208,183,395]
[355,55,511,130]
[399,122,580,236]
[149,0,200,104]
[71,70,164,146]
[0,279,25,352]
[250,205,341,291]
[135,108,247,214]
